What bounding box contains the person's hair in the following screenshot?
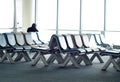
[32,23,36,28]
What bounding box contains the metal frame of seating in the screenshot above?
[100,50,120,71]
[23,32,53,66]
[14,32,32,61]
[26,32,64,65]
[93,34,103,46]
[93,34,112,49]
[4,33,31,62]
[0,33,14,63]
[49,34,88,67]
[36,32,45,44]
[14,32,32,50]
[29,32,51,59]
[30,32,44,45]
[45,35,64,64]
[81,34,104,63]
[23,32,41,59]
[71,34,93,65]
[93,34,120,71]
[1,32,120,72]
[63,34,93,65]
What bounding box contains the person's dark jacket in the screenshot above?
[27,23,38,32]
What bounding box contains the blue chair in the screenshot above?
[4,33,31,62]
[63,34,92,65]
[81,34,104,63]
[14,32,32,61]
[49,34,86,68]
[0,33,14,63]
[93,34,112,49]
[23,32,53,66]
[100,50,120,71]
[30,32,44,45]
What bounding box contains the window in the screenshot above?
[36,0,57,42]
[58,0,80,34]
[81,0,104,31]
[106,0,120,31]
[0,0,14,33]
[105,0,120,45]
[105,32,120,45]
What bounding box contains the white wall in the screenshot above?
[22,0,33,32]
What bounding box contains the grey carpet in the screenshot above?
[0,56,120,82]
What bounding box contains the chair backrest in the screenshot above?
[81,34,90,48]
[49,35,58,49]
[5,33,16,46]
[14,32,25,46]
[23,32,35,45]
[49,34,68,51]
[36,32,44,44]
[30,32,42,45]
[57,35,68,50]
[0,34,7,47]
[63,34,74,49]
[93,34,102,45]
[72,34,83,48]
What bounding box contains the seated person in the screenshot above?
[27,23,38,32]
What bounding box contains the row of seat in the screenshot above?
[48,34,106,68]
[49,33,120,71]
[0,32,103,65]
[93,33,120,71]
[93,34,112,49]
[0,32,53,66]
[0,32,120,71]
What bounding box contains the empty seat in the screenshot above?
[14,32,32,61]
[4,33,31,62]
[63,34,92,65]
[50,34,80,67]
[93,34,112,49]
[81,34,104,63]
[23,32,53,66]
[0,33,14,63]
[49,34,89,67]
[30,32,45,45]
[14,32,32,50]
[100,50,120,71]
[72,34,93,53]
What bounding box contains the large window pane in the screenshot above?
[105,32,120,45]
[106,0,120,31]
[81,0,104,31]
[58,0,80,33]
[105,0,120,45]
[0,0,14,33]
[36,0,57,42]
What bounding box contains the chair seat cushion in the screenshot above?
[22,46,32,50]
[100,50,120,57]
[13,46,23,50]
[85,48,93,53]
